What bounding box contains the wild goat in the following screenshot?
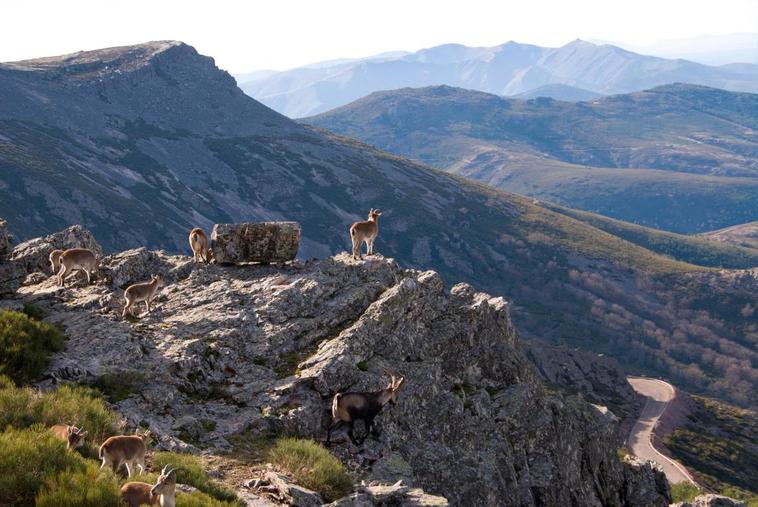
[326,372,405,445]
[50,424,88,449]
[189,227,211,263]
[53,248,98,287]
[350,208,382,260]
[99,430,151,477]
[122,275,164,318]
[120,464,176,507]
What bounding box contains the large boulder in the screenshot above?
[10,225,102,274]
[328,482,448,506]
[211,222,300,264]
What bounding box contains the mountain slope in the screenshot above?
[1,42,756,408]
[306,84,758,233]
[237,39,758,117]
[702,221,758,250]
[511,83,602,101]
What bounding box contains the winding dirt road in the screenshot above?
[627,377,696,485]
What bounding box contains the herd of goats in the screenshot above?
[43,209,407,506]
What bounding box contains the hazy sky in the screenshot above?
[2,0,757,73]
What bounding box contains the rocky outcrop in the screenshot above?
[10,225,102,274]
[328,481,448,506]
[621,456,671,507]
[672,494,747,507]
[211,222,301,264]
[8,231,669,506]
[525,340,642,437]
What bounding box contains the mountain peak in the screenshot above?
[1,40,189,75]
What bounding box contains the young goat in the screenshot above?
[55,248,98,287]
[122,275,164,318]
[326,373,405,445]
[350,208,382,260]
[188,227,211,263]
[120,465,176,507]
[50,424,88,450]
[99,430,151,478]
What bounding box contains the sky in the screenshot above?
[2,0,757,73]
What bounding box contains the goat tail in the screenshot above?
[98,443,105,459]
[191,231,199,244]
[332,393,343,420]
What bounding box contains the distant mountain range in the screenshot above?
[306,83,758,234]
[597,32,758,66]
[237,39,758,117]
[1,42,756,407]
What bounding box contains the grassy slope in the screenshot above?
[664,396,758,503]
[547,205,758,269]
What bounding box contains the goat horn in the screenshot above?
[161,464,170,475]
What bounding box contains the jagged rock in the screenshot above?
[211,222,300,264]
[328,482,448,506]
[0,219,12,258]
[10,225,102,274]
[11,237,669,507]
[622,455,670,507]
[101,247,193,288]
[672,494,748,507]
[524,340,642,437]
[254,471,323,507]
[0,261,26,296]
[238,491,279,507]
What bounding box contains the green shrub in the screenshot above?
[36,460,121,507]
[268,438,352,502]
[0,426,86,506]
[176,491,240,507]
[0,310,64,384]
[152,452,237,502]
[0,377,119,456]
[670,482,701,503]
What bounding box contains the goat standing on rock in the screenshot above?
[189,227,211,263]
[350,209,382,260]
[50,248,99,287]
[327,373,405,445]
[122,275,164,318]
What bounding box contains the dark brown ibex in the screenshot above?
[326,372,405,445]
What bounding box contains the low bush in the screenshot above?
[176,491,240,507]
[268,437,352,502]
[152,452,237,502]
[36,461,121,507]
[0,309,64,384]
[669,482,701,503]
[0,426,86,506]
[0,376,118,456]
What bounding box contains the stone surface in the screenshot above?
[622,455,671,507]
[10,225,102,274]
[328,481,448,506]
[525,339,642,438]
[671,494,748,507]
[8,228,669,506]
[100,247,193,288]
[211,222,300,264]
[254,471,323,507]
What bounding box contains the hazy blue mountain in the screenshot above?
[595,33,758,65]
[306,84,758,233]
[238,39,758,117]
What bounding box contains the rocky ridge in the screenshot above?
[0,224,669,506]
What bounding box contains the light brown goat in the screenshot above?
[99,431,151,477]
[122,275,164,318]
[189,227,211,263]
[55,248,98,287]
[350,208,382,260]
[120,465,176,507]
[50,424,88,449]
